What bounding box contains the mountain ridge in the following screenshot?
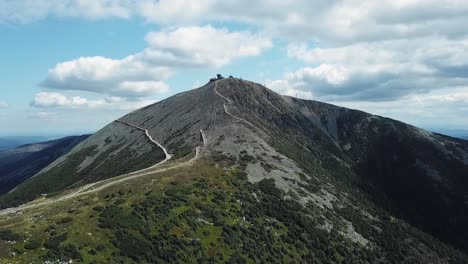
[1,78,468,263]
[0,135,89,195]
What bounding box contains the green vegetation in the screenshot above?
[24,240,41,250]
[0,158,368,263]
[1,80,468,263]
[1,154,464,263]
[269,120,468,263]
[0,136,166,209]
[0,230,23,241]
[57,216,73,224]
[90,166,378,263]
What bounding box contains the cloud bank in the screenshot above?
[38,26,271,100]
[3,0,466,130]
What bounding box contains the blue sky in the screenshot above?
[1,0,468,136]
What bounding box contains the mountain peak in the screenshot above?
[1,76,468,262]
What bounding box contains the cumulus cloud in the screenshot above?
[332,87,468,130]
[30,91,160,112]
[31,92,104,108]
[3,0,468,131]
[272,36,468,102]
[40,56,172,98]
[40,26,271,97]
[0,0,133,24]
[27,111,58,120]
[0,101,8,108]
[128,0,468,42]
[3,1,468,43]
[143,26,272,67]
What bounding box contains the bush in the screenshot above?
[92,206,104,212]
[258,178,280,197]
[113,230,152,260]
[0,229,23,241]
[235,171,248,180]
[96,244,106,252]
[114,198,125,205]
[60,244,82,260]
[44,233,67,249]
[24,240,41,250]
[57,217,73,224]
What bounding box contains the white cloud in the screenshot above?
[2,0,467,132]
[143,26,272,67]
[117,81,169,95]
[266,79,313,99]
[31,91,159,112]
[31,92,104,108]
[0,0,133,24]
[40,56,172,97]
[134,0,468,43]
[3,1,468,43]
[267,78,468,130]
[0,101,8,108]
[137,0,213,25]
[27,111,58,120]
[40,26,271,97]
[191,80,202,89]
[331,87,468,130]
[274,36,468,102]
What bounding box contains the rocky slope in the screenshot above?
[211,78,468,253]
[0,78,467,263]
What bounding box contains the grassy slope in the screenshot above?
[0,138,165,209]
[1,80,467,263]
[0,135,89,195]
[0,156,466,264]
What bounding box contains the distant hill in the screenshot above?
[432,130,468,141]
[0,136,52,151]
[0,135,89,195]
[1,78,468,263]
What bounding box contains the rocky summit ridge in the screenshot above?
[0,77,468,263]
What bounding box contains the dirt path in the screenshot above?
[213,81,256,128]
[115,120,172,162]
[0,122,206,217]
[0,85,245,217]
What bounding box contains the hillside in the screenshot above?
[0,78,467,263]
[0,136,51,152]
[0,136,89,195]
[0,141,57,167]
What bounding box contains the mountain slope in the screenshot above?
[0,140,57,167]
[0,136,51,151]
[0,78,467,263]
[0,136,89,195]
[216,78,468,252]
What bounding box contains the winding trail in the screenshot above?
[191,129,207,164]
[0,122,207,217]
[0,81,266,218]
[213,81,256,128]
[116,120,172,162]
[0,83,242,217]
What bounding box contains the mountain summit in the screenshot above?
[1,78,468,263]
